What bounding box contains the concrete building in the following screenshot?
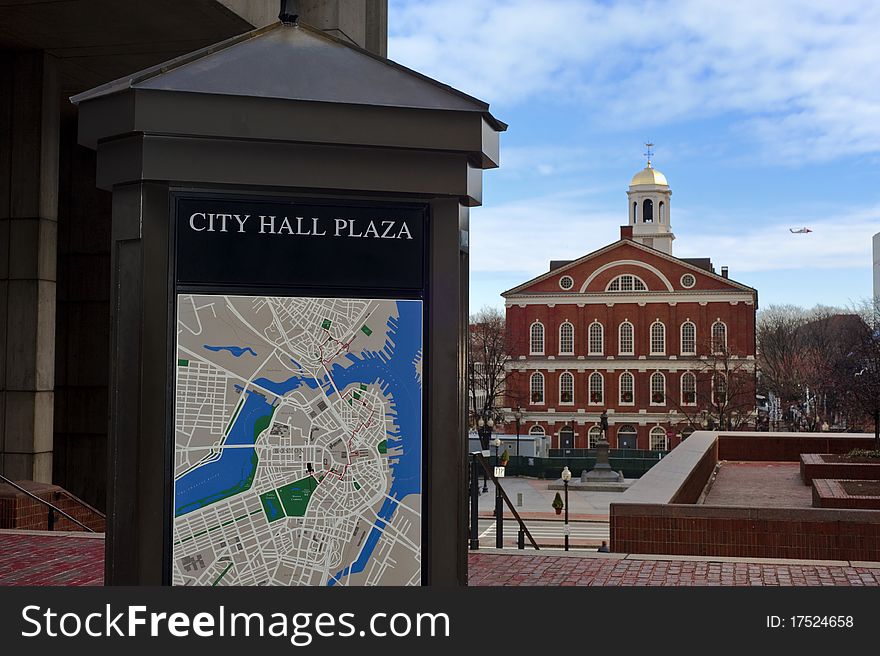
[874,232,880,304]
[0,0,388,509]
[502,160,758,451]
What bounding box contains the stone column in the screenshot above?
[0,51,59,483]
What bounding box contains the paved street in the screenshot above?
[473,476,627,519]
[476,517,609,549]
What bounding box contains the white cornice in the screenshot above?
[507,359,756,372]
[505,291,755,307]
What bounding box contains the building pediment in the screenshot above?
[502,239,755,298]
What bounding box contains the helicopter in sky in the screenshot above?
[789,227,813,234]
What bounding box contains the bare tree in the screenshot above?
[757,304,859,431]
[467,307,516,426]
[842,299,880,448]
[670,337,755,431]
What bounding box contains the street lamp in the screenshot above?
[493,436,503,549]
[513,407,523,458]
[561,465,572,552]
[476,413,494,493]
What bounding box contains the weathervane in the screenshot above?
[643,142,654,168]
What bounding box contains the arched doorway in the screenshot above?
[617,424,637,450]
[559,425,575,449]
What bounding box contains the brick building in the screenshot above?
[502,159,758,451]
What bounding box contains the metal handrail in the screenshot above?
[475,454,540,550]
[0,473,95,533]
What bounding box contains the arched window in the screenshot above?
[632,201,637,224]
[659,201,665,223]
[588,322,604,355]
[589,372,604,404]
[711,321,727,353]
[650,372,666,405]
[713,372,727,405]
[680,321,696,355]
[530,372,544,404]
[650,426,668,451]
[607,274,647,292]
[528,425,545,436]
[650,321,666,355]
[559,322,574,355]
[530,321,544,355]
[619,371,634,404]
[643,198,654,223]
[617,424,637,449]
[588,426,602,449]
[618,321,634,355]
[559,372,574,404]
[681,372,696,405]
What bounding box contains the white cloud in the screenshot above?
[389,0,880,163]
[678,205,879,273]
[469,193,878,281]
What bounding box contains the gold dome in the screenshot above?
[630,165,668,187]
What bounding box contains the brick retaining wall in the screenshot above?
[610,503,880,561]
[719,433,874,462]
[0,481,105,532]
[800,454,880,485]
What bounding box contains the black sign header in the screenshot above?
[175,196,426,292]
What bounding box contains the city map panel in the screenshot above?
[172,294,422,586]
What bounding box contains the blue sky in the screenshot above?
[387,0,879,314]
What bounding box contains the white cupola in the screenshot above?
[627,144,674,254]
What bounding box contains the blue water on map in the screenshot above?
[327,300,422,585]
[202,344,257,357]
[176,302,423,580]
[174,389,274,517]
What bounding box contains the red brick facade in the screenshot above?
[503,238,757,450]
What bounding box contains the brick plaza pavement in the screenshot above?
[2,530,879,587]
[468,551,880,586]
[0,530,104,586]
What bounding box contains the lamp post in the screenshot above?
[476,413,494,493]
[513,407,522,459]
[561,465,572,551]
[493,436,503,549]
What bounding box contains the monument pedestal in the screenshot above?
[581,437,624,484]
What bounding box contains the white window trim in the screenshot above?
[606,273,649,293]
[529,425,546,436]
[559,321,575,355]
[558,371,575,406]
[649,427,668,451]
[530,371,545,406]
[588,371,604,406]
[681,372,697,406]
[711,320,728,354]
[588,321,604,356]
[680,273,696,289]
[619,371,635,406]
[618,321,634,356]
[581,260,675,293]
[530,321,545,356]
[680,321,696,356]
[713,372,727,405]
[650,321,666,355]
[650,372,666,406]
[559,275,574,290]
[588,426,602,449]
